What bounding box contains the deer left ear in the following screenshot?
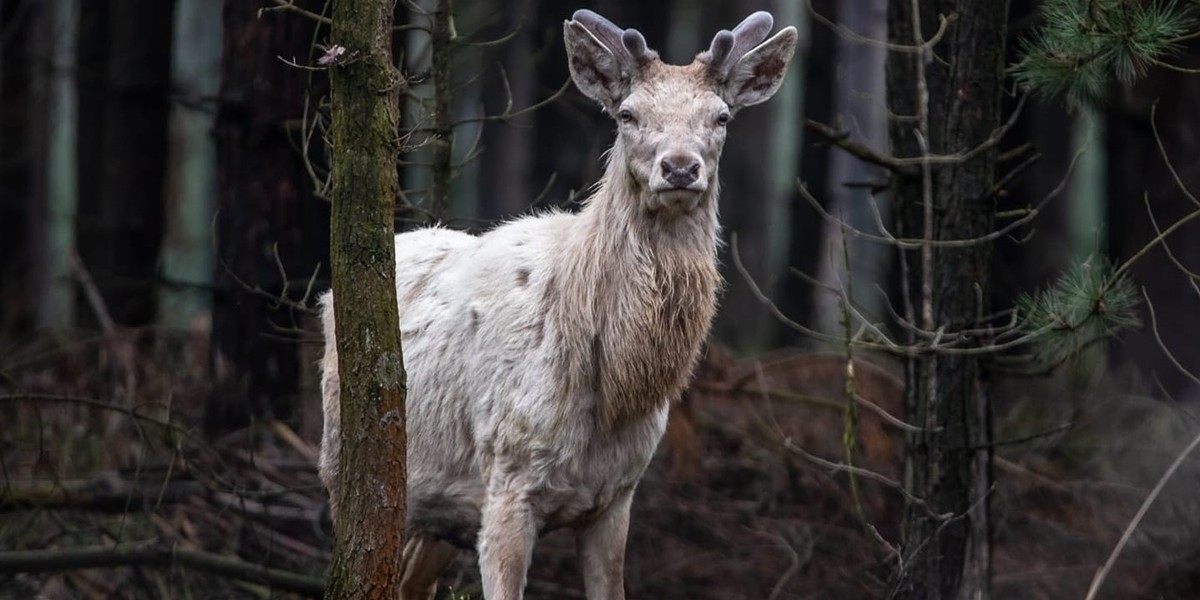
[564,19,628,110]
[718,27,797,111]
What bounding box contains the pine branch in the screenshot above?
[1015,258,1141,366]
[1014,0,1196,107]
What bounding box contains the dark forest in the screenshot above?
[3,1,1200,598]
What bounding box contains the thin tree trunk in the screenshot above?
[478,0,534,219]
[31,0,79,332]
[323,0,407,596]
[763,0,805,340]
[779,0,838,345]
[158,0,221,330]
[401,0,434,220]
[887,0,1009,598]
[814,0,888,335]
[429,0,454,219]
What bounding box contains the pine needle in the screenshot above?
[1015,259,1141,367]
[1014,0,1196,108]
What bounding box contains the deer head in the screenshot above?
[564,10,797,215]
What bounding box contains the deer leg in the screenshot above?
[576,491,633,600]
[478,490,537,600]
[400,535,459,600]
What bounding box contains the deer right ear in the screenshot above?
[564,20,627,110]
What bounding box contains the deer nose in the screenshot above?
[660,155,701,189]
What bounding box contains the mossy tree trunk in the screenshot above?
[324,0,407,598]
[887,0,1010,598]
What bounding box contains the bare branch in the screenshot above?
[807,0,955,54]
[805,119,914,175]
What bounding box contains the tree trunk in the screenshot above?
[428,0,454,220]
[158,0,222,330]
[779,0,838,346]
[887,0,1009,598]
[77,0,172,326]
[813,0,888,335]
[31,0,80,333]
[323,0,407,597]
[477,0,535,220]
[209,0,328,434]
[710,0,805,352]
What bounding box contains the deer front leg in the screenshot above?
[478,488,537,600]
[577,491,633,600]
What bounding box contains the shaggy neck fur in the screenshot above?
[550,142,721,427]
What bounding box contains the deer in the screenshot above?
[317,9,796,599]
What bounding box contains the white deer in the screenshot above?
[318,9,796,599]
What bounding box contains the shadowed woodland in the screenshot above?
[4,0,1200,598]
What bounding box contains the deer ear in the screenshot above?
[719,26,797,111]
[564,19,627,109]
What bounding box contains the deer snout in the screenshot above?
[660,154,702,189]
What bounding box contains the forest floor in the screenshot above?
[2,331,1199,599]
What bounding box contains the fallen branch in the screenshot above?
[0,477,203,513]
[0,540,325,598]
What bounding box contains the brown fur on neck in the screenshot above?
[550,144,721,427]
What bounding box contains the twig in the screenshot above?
[783,437,930,509]
[1142,288,1200,388]
[757,529,808,600]
[261,0,332,26]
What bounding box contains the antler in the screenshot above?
[707,11,775,80]
[571,9,658,70]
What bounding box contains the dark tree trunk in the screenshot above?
[1,0,36,329]
[477,0,536,220]
[1106,42,1200,400]
[76,0,173,326]
[779,0,837,347]
[887,0,1010,598]
[707,0,799,352]
[323,0,407,596]
[209,0,329,434]
[990,0,1075,330]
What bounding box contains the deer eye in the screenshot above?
[716,112,731,126]
[618,108,635,124]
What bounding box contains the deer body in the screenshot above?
[319,10,796,599]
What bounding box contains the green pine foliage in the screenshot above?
[1016,259,1141,367]
[1015,0,1196,107]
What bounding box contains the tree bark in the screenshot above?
[887,1,1009,598]
[323,0,407,597]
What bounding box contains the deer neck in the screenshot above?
[552,149,722,427]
